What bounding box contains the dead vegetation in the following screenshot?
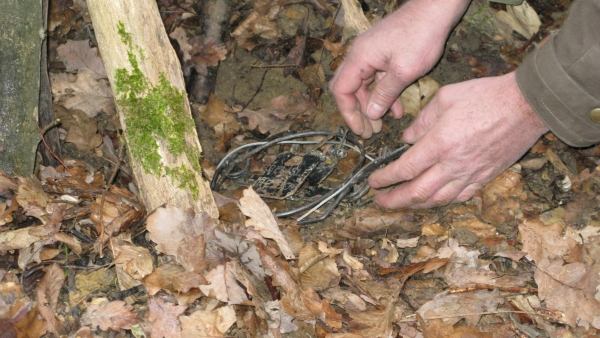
[2,0,599,337]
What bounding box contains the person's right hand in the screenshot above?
[329,0,471,139]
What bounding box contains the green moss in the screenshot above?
[465,4,493,27]
[113,22,201,199]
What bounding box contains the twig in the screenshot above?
[398,310,562,322]
[250,64,300,68]
[40,118,61,135]
[36,118,74,176]
[106,132,125,187]
[240,69,269,112]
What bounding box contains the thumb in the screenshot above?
[366,70,412,120]
[401,95,442,144]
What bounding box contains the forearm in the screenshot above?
[516,0,600,147]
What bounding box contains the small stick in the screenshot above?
[36,118,74,176]
[40,118,61,135]
[106,132,125,187]
[240,69,269,112]
[250,64,300,68]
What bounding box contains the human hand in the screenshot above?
[368,72,549,209]
[329,0,470,139]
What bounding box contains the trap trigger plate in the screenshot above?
[253,151,326,199]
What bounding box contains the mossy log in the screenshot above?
[87,0,218,218]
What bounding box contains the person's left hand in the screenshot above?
[368,72,549,209]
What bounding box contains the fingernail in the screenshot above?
[368,177,380,189]
[367,103,385,119]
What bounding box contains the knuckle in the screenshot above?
[430,194,452,207]
[409,186,429,204]
[389,62,411,79]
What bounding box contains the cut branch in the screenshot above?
[87,0,218,218]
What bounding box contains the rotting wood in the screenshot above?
[87,0,218,218]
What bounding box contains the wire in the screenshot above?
[211,129,408,225]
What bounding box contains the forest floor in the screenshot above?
[2,0,600,337]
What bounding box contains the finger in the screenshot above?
[370,118,383,134]
[409,179,467,209]
[401,93,443,144]
[366,66,413,120]
[355,84,383,136]
[453,183,483,203]
[361,113,374,139]
[342,109,366,136]
[372,163,454,209]
[390,98,404,119]
[330,62,376,135]
[368,140,440,189]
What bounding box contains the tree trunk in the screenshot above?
[0,0,44,176]
[87,0,218,218]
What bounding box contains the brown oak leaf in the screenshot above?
[81,298,139,331]
[148,297,187,338]
[56,39,107,79]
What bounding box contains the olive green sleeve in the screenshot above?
[515,0,600,147]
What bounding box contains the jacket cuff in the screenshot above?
[516,39,600,147]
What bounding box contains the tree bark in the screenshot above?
[87,0,218,218]
[0,0,44,176]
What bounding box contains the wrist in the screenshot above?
[507,72,549,135]
[398,0,471,34]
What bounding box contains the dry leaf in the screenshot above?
[200,94,241,130]
[519,218,577,263]
[535,258,600,329]
[342,207,426,236]
[146,205,212,273]
[237,92,317,135]
[0,171,18,193]
[148,297,187,338]
[199,261,249,305]
[481,168,527,225]
[231,0,283,50]
[321,287,367,312]
[50,69,116,117]
[179,306,237,337]
[260,249,343,329]
[265,300,299,334]
[381,239,399,264]
[340,0,371,43]
[81,298,139,331]
[346,305,401,338]
[53,232,82,255]
[396,237,420,248]
[110,236,154,279]
[142,263,206,306]
[54,106,103,153]
[215,230,266,279]
[298,244,340,291]
[56,39,107,79]
[421,223,447,237]
[400,76,441,117]
[441,238,531,288]
[36,263,66,311]
[418,290,504,326]
[239,187,295,259]
[0,225,52,251]
[494,1,541,39]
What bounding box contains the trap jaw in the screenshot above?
[211,128,408,225]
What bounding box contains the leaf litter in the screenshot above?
[4,0,599,336]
